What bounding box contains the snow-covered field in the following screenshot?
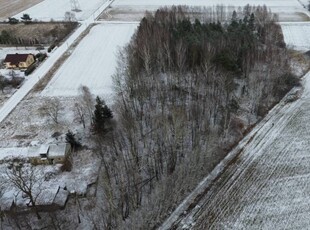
[281,23,310,51]
[42,23,137,100]
[14,0,109,21]
[102,0,309,22]
[113,0,300,8]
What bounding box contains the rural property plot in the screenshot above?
[281,23,310,51]
[42,23,137,100]
[14,0,108,21]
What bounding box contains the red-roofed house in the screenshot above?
[3,53,35,69]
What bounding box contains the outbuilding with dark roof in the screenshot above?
[3,53,35,69]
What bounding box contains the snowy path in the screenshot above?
[0,0,113,123]
[160,73,310,229]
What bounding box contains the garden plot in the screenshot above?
[281,23,310,51]
[42,23,137,100]
[103,0,306,22]
[0,96,76,148]
[0,47,41,107]
[0,94,101,208]
[13,0,108,21]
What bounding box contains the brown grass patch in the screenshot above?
[0,22,78,46]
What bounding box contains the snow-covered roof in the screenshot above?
[36,186,59,206]
[39,145,50,154]
[48,143,70,158]
[27,146,41,158]
[0,143,69,162]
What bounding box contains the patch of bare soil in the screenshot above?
[0,0,44,20]
[278,12,310,22]
[98,7,147,21]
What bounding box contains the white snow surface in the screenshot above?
[281,22,310,51]
[104,0,310,23]
[42,23,137,99]
[114,0,299,7]
[112,0,303,13]
[14,0,109,21]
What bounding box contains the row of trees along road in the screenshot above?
[89,5,300,229]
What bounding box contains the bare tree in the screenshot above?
[78,85,95,125]
[5,163,44,219]
[100,6,295,229]
[74,102,86,128]
[64,11,76,22]
[40,98,63,124]
[0,75,7,94]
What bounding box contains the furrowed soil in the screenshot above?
[0,0,44,20]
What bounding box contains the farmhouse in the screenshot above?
[29,143,71,165]
[3,53,35,69]
[0,143,71,164]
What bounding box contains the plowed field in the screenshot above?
[0,0,43,20]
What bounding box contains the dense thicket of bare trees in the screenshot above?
[91,5,299,229]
